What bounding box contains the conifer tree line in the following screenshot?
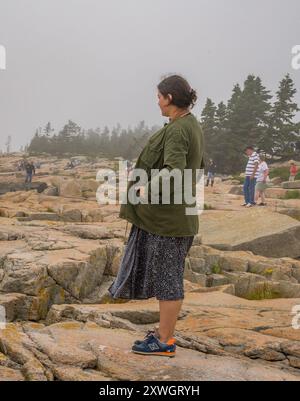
[28,73,300,174]
[201,74,300,173]
[28,120,160,161]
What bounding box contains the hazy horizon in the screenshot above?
[0,0,300,152]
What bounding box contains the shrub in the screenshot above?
[232,175,245,184]
[246,283,281,300]
[263,268,274,276]
[211,263,222,274]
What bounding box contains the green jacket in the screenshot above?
[119,112,205,237]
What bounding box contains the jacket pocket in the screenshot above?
[141,141,164,168]
[140,144,163,168]
[140,130,166,168]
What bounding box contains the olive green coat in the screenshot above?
[119,112,205,236]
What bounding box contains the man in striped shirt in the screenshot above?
[242,146,259,207]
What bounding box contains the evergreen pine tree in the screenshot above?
[268,74,300,158]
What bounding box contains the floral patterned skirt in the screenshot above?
[108,224,194,301]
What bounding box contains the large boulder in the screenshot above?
[223,272,300,299]
[1,292,299,381]
[48,178,99,199]
[59,180,82,197]
[0,227,113,320]
[282,181,300,189]
[270,177,283,186]
[43,186,59,196]
[199,209,300,258]
[0,182,48,195]
[62,225,113,240]
[0,366,24,381]
[279,208,300,221]
[82,209,103,222]
[19,212,60,222]
[229,186,244,195]
[79,179,99,193]
[184,244,300,298]
[0,293,41,321]
[265,188,288,199]
[60,209,82,222]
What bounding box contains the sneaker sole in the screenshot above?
[132,350,176,357]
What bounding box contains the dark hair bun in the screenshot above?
[189,88,197,108]
[158,74,198,109]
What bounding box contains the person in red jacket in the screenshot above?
[290,163,298,182]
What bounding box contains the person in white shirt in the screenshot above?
[255,155,269,206]
[242,146,259,207]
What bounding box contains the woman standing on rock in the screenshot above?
[108,74,205,357]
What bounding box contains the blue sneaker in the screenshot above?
[132,333,176,357]
[134,327,160,345]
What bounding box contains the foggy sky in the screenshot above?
[0,0,300,151]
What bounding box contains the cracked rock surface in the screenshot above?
[1,155,300,381]
[1,292,300,381]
